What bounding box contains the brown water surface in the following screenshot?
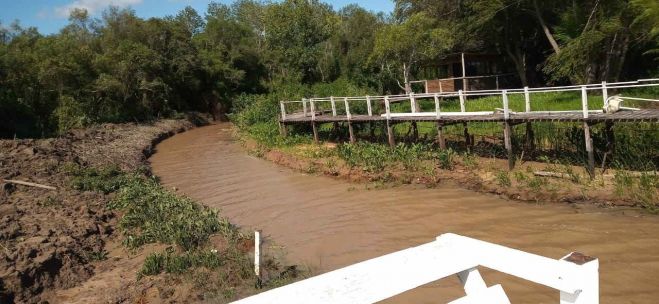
[150,124,659,303]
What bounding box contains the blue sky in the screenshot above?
[0,0,394,34]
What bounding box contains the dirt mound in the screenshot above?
[0,117,204,303]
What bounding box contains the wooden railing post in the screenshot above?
[302,99,308,117]
[366,96,372,116]
[345,97,355,143]
[434,93,446,149]
[330,96,337,116]
[310,99,318,144]
[410,93,417,113]
[385,96,395,147]
[502,90,514,170]
[601,81,608,108]
[280,101,287,121]
[459,90,466,112]
[582,86,595,178]
[434,93,441,119]
[524,86,531,113]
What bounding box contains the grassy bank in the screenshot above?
[233,85,658,210]
[64,163,298,301]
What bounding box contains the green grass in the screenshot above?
[108,175,235,251]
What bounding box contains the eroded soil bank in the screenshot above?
[0,117,226,303]
[151,123,659,303]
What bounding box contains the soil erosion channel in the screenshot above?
[150,123,659,304]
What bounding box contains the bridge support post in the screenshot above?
[463,123,471,148]
[387,121,396,148]
[348,122,356,144]
[584,122,595,178]
[436,122,446,150]
[312,122,319,144]
[279,122,287,137]
[503,122,515,170]
[603,121,615,170]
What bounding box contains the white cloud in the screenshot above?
[54,0,143,18]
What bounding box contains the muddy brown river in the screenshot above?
[150,124,659,303]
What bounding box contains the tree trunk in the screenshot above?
[403,63,412,94]
[505,44,528,87]
[533,0,561,54]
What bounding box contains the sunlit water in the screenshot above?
[150,123,659,303]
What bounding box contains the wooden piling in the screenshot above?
[279,122,287,137]
[436,122,446,150]
[604,121,615,169]
[312,122,319,144]
[387,121,395,148]
[584,122,595,178]
[581,86,595,178]
[503,122,514,170]
[348,122,356,144]
[463,123,471,147]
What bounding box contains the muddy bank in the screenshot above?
[151,123,659,303]
[0,116,203,303]
[245,138,655,209]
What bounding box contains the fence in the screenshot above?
[233,233,599,304]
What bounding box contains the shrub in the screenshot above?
[109,175,235,251]
[495,170,511,187]
[437,149,457,170]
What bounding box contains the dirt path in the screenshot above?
[151,123,659,304]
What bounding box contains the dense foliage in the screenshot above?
[1,0,658,138]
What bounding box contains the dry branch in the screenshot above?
[3,179,57,190]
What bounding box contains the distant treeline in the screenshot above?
[1,0,658,138]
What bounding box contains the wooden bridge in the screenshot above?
[279,79,659,177]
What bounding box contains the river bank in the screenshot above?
[240,127,657,210]
[0,117,293,303]
[150,123,659,303]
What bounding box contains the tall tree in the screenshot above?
[371,12,454,93]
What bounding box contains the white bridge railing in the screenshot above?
[233,233,599,304]
[279,79,659,121]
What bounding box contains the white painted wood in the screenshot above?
[344,97,351,119]
[439,234,591,294]
[457,268,487,295]
[410,93,417,113]
[434,94,441,119]
[366,96,373,116]
[280,101,286,120]
[381,112,494,118]
[385,96,391,120]
[449,285,511,304]
[458,90,466,112]
[581,86,589,119]
[234,233,598,304]
[234,240,474,304]
[310,99,316,120]
[502,90,510,120]
[524,86,531,112]
[330,96,337,116]
[559,254,599,304]
[601,81,608,108]
[254,231,260,277]
[283,80,658,102]
[302,99,308,117]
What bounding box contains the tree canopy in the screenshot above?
[0,0,657,138]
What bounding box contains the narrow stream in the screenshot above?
[150,124,659,303]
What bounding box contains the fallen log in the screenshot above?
[2,179,56,190]
[534,171,571,179]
